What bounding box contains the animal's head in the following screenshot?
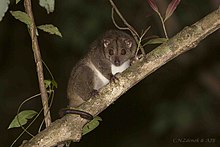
[102,30,136,66]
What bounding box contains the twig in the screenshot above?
[157,12,169,39]
[111,8,128,30]
[109,0,146,54]
[136,26,151,56]
[24,0,51,127]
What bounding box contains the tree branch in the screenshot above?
[24,0,51,127]
[22,6,220,147]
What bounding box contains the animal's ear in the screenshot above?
[103,39,111,48]
[124,39,133,48]
[127,39,137,55]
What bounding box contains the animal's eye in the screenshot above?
[121,49,126,55]
[109,49,114,55]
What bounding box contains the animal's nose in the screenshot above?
[114,58,120,66]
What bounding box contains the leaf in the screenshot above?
[44,79,58,89]
[44,80,52,88]
[0,0,10,22]
[165,0,181,21]
[147,0,159,14]
[10,11,31,26]
[144,38,168,46]
[16,0,22,4]
[8,110,37,129]
[51,80,58,88]
[82,116,102,135]
[37,24,62,37]
[39,0,55,14]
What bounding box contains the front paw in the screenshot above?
[89,89,99,97]
[130,54,144,65]
[109,73,119,83]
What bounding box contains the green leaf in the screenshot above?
[51,80,58,88]
[16,0,22,4]
[44,80,52,88]
[44,79,58,88]
[37,24,62,37]
[39,0,55,14]
[144,38,168,46]
[82,116,102,135]
[0,0,10,22]
[8,110,37,129]
[10,11,31,26]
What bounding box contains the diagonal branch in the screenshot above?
[24,0,51,127]
[22,6,220,147]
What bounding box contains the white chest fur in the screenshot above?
[88,61,109,90]
[111,60,130,75]
[88,60,130,90]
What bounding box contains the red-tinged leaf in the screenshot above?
[165,0,181,21]
[147,0,159,14]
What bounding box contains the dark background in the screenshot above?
[1,0,220,146]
